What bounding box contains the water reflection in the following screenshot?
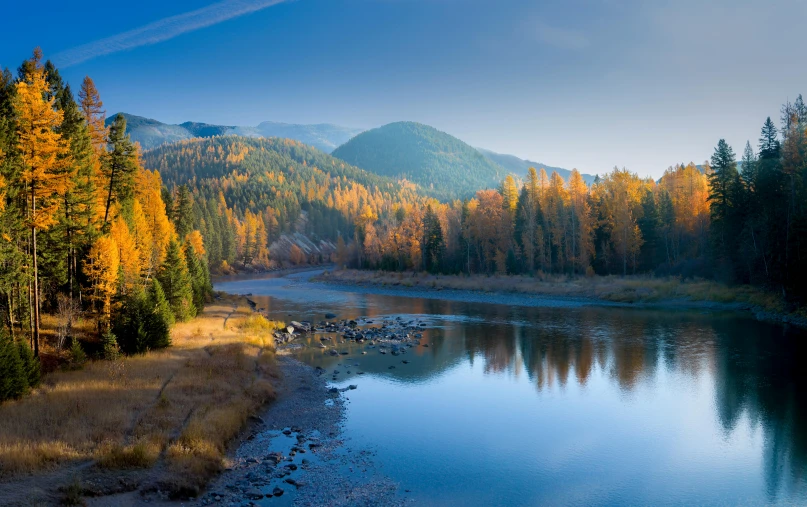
[217,274,807,504]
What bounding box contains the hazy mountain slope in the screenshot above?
[106,113,362,153]
[478,149,597,185]
[331,122,506,199]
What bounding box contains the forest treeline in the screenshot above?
[0,49,212,401]
[346,95,807,303]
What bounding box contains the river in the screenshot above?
[215,270,807,506]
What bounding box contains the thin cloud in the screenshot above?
[530,20,589,51]
[54,0,289,67]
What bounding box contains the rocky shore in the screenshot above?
[199,354,407,507]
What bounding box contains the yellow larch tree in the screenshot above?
[84,235,120,330]
[14,48,74,355]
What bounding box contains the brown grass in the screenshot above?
[0,297,284,495]
[319,269,786,312]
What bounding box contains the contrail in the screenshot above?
[54,0,290,68]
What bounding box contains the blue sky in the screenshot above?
[2,0,805,178]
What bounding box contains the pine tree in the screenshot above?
[740,141,757,191]
[17,338,40,388]
[184,240,207,313]
[421,204,445,273]
[0,330,26,401]
[173,186,194,240]
[102,114,137,226]
[707,139,743,271]
[148,277,174,329]
[158,239,196,322]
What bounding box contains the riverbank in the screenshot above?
[196,354,404,507]
[0,297,283,506]
[314,269,807,327]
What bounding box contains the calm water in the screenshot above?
[216,271,807,506]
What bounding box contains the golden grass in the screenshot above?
[0,296,281,495]
[321,269,786,312]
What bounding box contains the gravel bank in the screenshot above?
[198,354,406,507]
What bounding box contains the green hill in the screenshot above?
[331,122,507,199]
[106,113,362,153]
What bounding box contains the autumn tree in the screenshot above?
[84,235,120,330]
[13,49,73,355]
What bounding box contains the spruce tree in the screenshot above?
[17,339,40,388]
[421,205,445,274]
[184,241,206,312]
[707,139,743,275]
[0,331,26,401]
[102,114,137,226]
[149,277,174,329]
[157,239,196,322]
[174,186,194,240]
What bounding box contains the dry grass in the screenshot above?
[320,269,786,312]
[0,297,284,495]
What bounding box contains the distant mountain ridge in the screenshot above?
[113,113,596,197]
[331,122,508,199]
[106,113,363,153]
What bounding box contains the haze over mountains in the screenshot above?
[106,113,363,153]
[112,113,596,199]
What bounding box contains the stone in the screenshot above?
[245,489,264,500]
[272,487,284,497]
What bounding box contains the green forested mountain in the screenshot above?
[142,136,421,270]
[106,113,363,152]
[478,149,597,186]
[331,122,507,199]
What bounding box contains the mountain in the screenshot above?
[478,149,597,186]
[106,113,363,153]
[331,122,507,199]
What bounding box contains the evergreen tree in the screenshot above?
[173,186,194,240]
[102,114,137,225]
[740,141,757,190]
[148,277,174,329]
[184,241,208,313]
[113,282,171,355]
[421,205,445,273]
[0,330,26,401]
[707,139,743,274]
[157,239,196,322]
[637,189,660,271]
[17,338,40,388]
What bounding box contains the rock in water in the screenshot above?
[245,489,264,500]
[273,486,284,496]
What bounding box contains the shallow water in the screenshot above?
[216,271,807,506]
